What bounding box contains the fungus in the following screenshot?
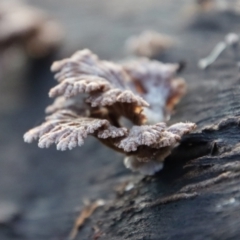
[125,30,174,58]
[196,0,215,11]
[122,58,186,123]
[24,49,196,175]
[0,0,63,58]
[196,0,240,13]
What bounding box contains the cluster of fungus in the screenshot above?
[125,30,174,58]
[0,1,63,58]
[24,49,196,175]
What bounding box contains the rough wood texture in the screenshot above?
[1,0,240,240]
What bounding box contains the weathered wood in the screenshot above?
[1,1,240,240]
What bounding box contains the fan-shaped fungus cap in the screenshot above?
[24,49,196,175]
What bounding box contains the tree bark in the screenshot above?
[1,1,240,240]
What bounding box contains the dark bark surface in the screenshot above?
[1,1,240,240]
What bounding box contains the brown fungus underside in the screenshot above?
[24,49,196,175]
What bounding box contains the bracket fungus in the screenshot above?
[24,49,196,175]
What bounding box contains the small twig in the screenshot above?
[198,33,240,69]
[198,41,227,69]
[92,225,104,240]
[69,199,105,240]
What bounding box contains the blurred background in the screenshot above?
[1,0,240,239]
